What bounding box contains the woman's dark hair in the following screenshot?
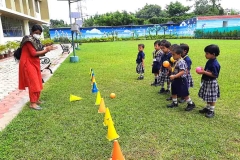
[204,44,220,56]
[31,24,42,33]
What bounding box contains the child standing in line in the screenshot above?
[136,44,145,80]
[159,40,172,93]
[167,46,196,111]
[151,40,162,86]
[178,43,194,103]
[165,44,178,100]
[197,44,221,118]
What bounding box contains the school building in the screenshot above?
[0,0,50,44]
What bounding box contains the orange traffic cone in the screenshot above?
[98,98,106,113]
[111,140,125,160]
[106,119,119,141]
[103,107,113,126]
[91,75,96,85]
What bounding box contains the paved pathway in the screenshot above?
[0,44,72,131]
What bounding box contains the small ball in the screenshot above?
[170,57,176,63]
[110,93,116,99]
[196,67,202,73]
[163,61,170,68]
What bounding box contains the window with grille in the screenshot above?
[2,16,24,37]
[35,0,39,13]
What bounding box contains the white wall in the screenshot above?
[35,12,41,19]
[0,0,6,8]
[4,37,23,44]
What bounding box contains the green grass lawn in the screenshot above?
[0,39,240,160]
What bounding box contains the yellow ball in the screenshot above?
[170,57,175,63]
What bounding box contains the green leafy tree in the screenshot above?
[225,9,240,15]
[50,19,70,28]
[83,16,94,27]
[83,11,138,27]
[166,1,190,16]
[187,0,223,15]
[135,4,163,19]
[42,25,50,38]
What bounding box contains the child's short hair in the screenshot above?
[154,40,161,46]
[173,46,183,55]
[161,40,171,48]
[170,44,179,51]
[160,39,167,45]
[138,44,145,48]
[204,44,220,56]
[180,43,189,54]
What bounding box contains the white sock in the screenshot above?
[167,84,170,90]
[209,106,215,111]
[186,98,193,104]
[173,98,177,104]
[206,104,210,109]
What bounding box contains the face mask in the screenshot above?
[33,34,41,39]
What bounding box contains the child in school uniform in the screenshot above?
[159,40,172,94]
[178,43,194,103]
[165,44,178,100]
[136,44,145,80]
[197,44,221,118]
[151,40,162,86]
[167,46,196,111]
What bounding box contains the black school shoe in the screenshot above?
[165,89,170,94]
[167,102,178,108]
[158,88,165,94]
[199,108,209,114]
[205,110,215,118]
[137,76,144,80]
[151,82,157,86]
[185,102,196,111]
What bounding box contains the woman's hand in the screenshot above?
[46,45,58,51]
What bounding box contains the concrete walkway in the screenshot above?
[0,44,72,131]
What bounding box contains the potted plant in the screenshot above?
[41,38,54,47]
[6,41,19,56]
[0,45,6,58]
